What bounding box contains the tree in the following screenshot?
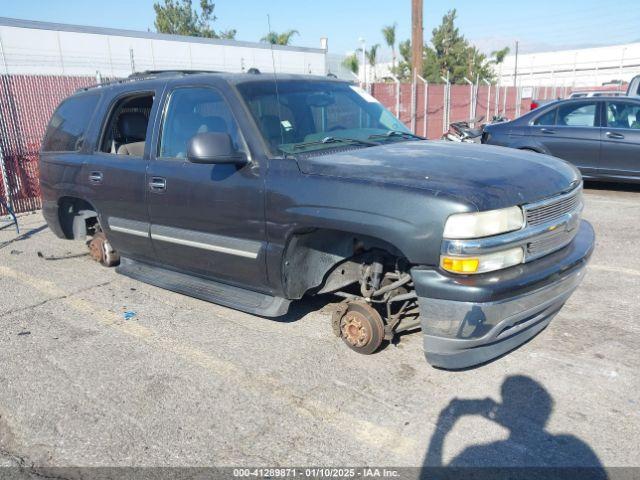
[491,46,510,65]
[154,0,236,39]
[260,30,299,46]
[425,9,494,84]
[381,23,397,73]
[366,44,380,67]
[490,46,510,85]
[380,9,494,84]
[430,9,470,83]
[366,44,380,81]
[395,39,412,79]
[342,53,359,75]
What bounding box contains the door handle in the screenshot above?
[606,131,625,139]
[149,177,167,192]
[88,171,103,184]
[540,128,555,134]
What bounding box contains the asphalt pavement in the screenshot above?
[0,183,638,473]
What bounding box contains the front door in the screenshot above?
[599,100,640,180]
[146,85,267,289]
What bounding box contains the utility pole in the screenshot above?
[411,0,423,132]
[411,0,423,82]
[513,40,519,87]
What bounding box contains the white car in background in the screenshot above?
[628,75,640,97]
[569,90,626,98]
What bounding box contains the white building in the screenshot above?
[0,17,335,78]
[497,42,640,88]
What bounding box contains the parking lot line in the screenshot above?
[0,265,420,457]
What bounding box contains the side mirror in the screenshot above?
[187,132,247,166]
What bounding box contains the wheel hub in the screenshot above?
[341,311,372,348]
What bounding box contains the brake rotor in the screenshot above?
[88,232,106,263]
[88,231,120,267]
[338,302,385,355]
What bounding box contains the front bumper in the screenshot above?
[412,220,594,369]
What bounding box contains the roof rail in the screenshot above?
[128,69,222,78]
[77,69,222,92]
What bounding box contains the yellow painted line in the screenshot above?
[0,265,418,456]
[589,264,640,277]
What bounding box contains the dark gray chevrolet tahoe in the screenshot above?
[39,70,594,369]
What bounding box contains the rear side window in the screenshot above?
[42,94,99,152]
[557,102,597,127]
[534,108,557,126]
[606,101,640,129]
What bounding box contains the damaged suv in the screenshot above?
[40,71,594,368]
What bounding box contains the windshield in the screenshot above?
[236,80,410,154]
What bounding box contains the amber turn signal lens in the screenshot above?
[441,257,480,273]
[440,247,524,275]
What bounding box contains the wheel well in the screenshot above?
[57,197,98,240]
[281,228,406,299]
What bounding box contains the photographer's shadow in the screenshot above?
[423,375,606,477]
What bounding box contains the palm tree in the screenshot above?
[342,53,359,76]
[260,29,299,46]
[491,46,510,87]
[382,23,397,73]
[491,46,510,65]
[366,44,380,81]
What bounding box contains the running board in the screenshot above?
[116,257,290,317]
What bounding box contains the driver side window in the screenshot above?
[159,87,244,159]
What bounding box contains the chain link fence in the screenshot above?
[0,74,102,215]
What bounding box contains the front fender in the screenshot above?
[263,159,473,295]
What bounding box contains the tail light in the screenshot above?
[530,101,539,110]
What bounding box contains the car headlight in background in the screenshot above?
[443,206,524,239]
[440,247,524,274]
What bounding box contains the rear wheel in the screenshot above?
[339,302,385,355]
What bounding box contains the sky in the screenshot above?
[1,0,639,60]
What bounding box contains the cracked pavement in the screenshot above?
[0,183,639,472]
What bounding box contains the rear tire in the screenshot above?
[339,302,385,355]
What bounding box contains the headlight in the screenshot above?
[443,206,524,239]
[441,247,524,274]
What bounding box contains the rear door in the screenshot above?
[83,88,162,263]
[146,82,267,289]
[599,99,640,179]
[529,100,601,174]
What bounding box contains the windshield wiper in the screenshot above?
[291,136,379,150]
[368,130,425,141]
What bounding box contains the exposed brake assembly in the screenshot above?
[332,254,421,354]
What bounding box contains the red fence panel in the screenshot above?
[369,81,609,140]
[0,75,101,215]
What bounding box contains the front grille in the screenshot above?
[526,228,575,260]
[525,187,582,227]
